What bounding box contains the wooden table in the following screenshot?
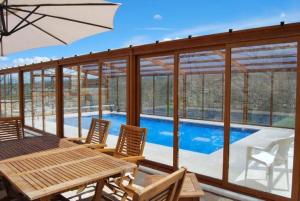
[0,145,136,201]
[144,173,204,201]
[0,135,76,161]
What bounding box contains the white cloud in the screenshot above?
[12,56,57,66]
[153,14,162,20]
[280,12,286,18]
[165,11,300,39]
[123,35,151,47]
[162,38,172,42]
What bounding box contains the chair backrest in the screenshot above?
[132,168,187,201]
[0,117,24,142]
[114,125,147,158]
[273,136,294,164]
[85,118,110,144]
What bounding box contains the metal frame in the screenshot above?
[0,23,300,201]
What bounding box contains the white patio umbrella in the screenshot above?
[0,0,120,56]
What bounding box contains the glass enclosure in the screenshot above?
[101,59,127,147]
[0,24,299,201]
[24,68,56,134]
[178,49,225,178]
[0,73,19,117]
[140,55,174,166]
[229,42,297,198]
[63,64,100,138]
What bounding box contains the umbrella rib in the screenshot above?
[8,7,113,30]
[5,3,119,7]
[6,9,67,45]
[9,15,46,35]
[9,6,40,34]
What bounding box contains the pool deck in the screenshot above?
[25,111,294,198]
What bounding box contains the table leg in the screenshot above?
[39,196,51,201]
[92,180,105,201]
[2,177,15,198]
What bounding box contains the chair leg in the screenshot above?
[267,166,273,192]
[285,161,290,191]
[245,159,249,180]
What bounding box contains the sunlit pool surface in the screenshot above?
[64,114,258,154]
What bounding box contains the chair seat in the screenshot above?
[143,173,204,199]
[252,151,275,166]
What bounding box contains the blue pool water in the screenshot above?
[64,114,258,154]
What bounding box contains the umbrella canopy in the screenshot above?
[0,0,120,56]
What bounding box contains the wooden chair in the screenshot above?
[98,124,147,197]
[0,117,24,142]
[98,124,147,163]
[122,168,187,201]
[67,118,110,149]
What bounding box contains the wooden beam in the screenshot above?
[10,74,13,116]
[243,72,249,124]
[30,72,34,127]
[98,61,102,119]
[166,75,170,116]
[77,66,82,138]
[55,64,63,138]
[152,76,155,115]
[41,70,45,132]
[182,74,187,118]
[18,71,24,125]
[223,46,231,183]
[173,52,179,170]
[291,40,300,201]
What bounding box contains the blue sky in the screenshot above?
[1,0,300,68]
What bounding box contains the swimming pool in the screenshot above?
[64,113,258,154]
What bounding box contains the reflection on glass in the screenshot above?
[179,50,225,178]
[229,42,297,198]
[63,66,79,137]
[140,55,174,166]
[80,64,99,137]
[0,73,19,117]
[101,60,127,147]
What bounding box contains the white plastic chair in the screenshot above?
[245,136,294,191]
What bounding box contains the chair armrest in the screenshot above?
[121,156,145,164]
[247,146,266,159]
[122,183,141,195]
[248,146,266,152]
[83,143,107,149]
[96,148,116,154]
[66,137,86,142]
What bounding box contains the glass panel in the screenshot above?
[179,50,225,178]
[44,69,56,134]
[5,75,12,117]
[80,63,99,137]
[24,72,33,126]
[229,42,297,198]
[272,71,296,128]
[140,55,174,166]
[102,59,127,147]
[33,71,43,130]
[11,73,19,117]
[63,66,79,138]
[0,74,19,117]
[141,76,154,115]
